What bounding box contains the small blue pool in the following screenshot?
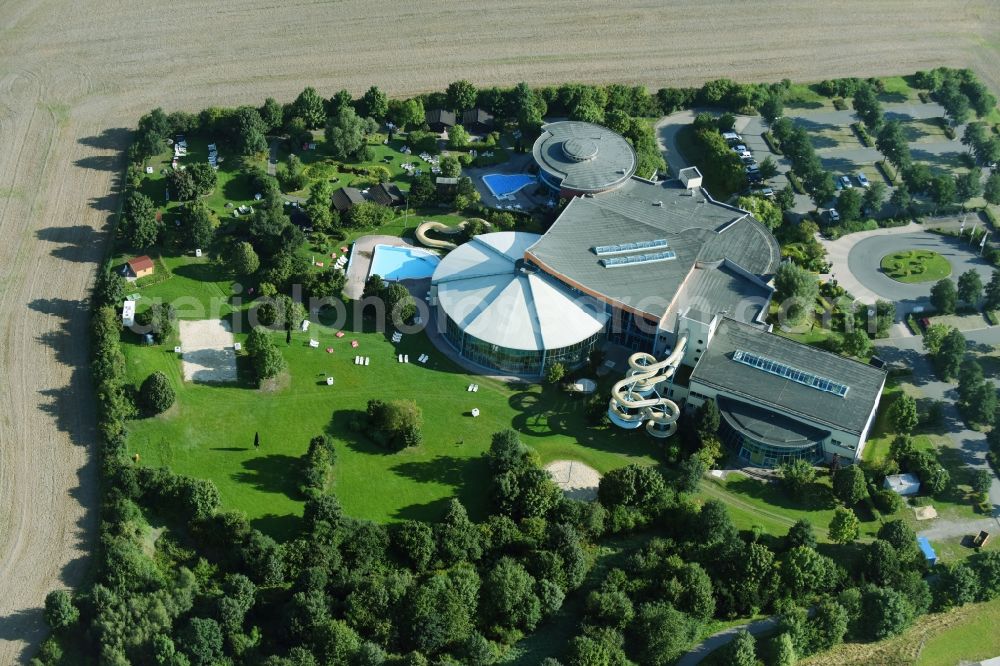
[368,244,440,281]
[483,173,537,197]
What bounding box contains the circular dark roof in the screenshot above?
[562,138,599,162]
[532,121,637,194]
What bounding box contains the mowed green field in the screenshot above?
[123,258,658,539]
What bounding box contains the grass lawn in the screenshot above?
[122,258,661,539]
[877,75,921,103]
[880,249,952,283]
[784,83,830,110]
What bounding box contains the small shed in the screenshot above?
[916,536,937,566]
[121,300,136,328]
[125,255,155,279]
[435,176,459,194]
[425,109,456,133]
[884,473,921,496]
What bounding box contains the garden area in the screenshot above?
[880,249,952,283]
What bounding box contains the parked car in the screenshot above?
[741,156,757,166]
[747,172,764,184]
[856,172,870,187]
[827,208,841,222]
[834,178,843,191]
[737,150,752,158]
[734,144,748,153]
[839,175,853,189]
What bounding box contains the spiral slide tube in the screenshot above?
[607,332,688,438]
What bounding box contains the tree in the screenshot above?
[786,519,817,550]
[168,167,198,201]
[188,161,218,196]
[878,519,917,555]
[889,394,919,434]
[935,327,966,380]
[393,521,435,571]
[44,590,78,630]
[482,557,542,632]
[631,601,701,666]
[779,459,817,499]
[260,96,284,132]
[937,562,981,609]
[228,241,260,276]
[774,261,819,324]
[782,546,840,598]
[930,174,957,210]
[835,188,863,223]
[876,120,911,168]
[122,191,159,249]
[598,464,668,510]
[985,270,1000,311]
[737,195,782,231]
[381,281,416,326]
[245,327,285,382]
[863,181,887,214]
[724,630,757,666]
[986,173,1000,206]
[325,106,369,160]
[293,86,327,129]
[448,124,470,149]
[304,180,334,231]
[179,617,225,666]
[769,632,797,666]
[545,362,566,384]
[890,181,912,212]
[366,398,423,450]
[390,98,425,130]
[132,107,170,159]
[565,627,629,666]
[833,466,868,506]
[182,201,215,249]
[760,93,784,125]
[841,328,872,359]
[361,86,388,120]
[863,539,899,586]
[956,168,983,202]
[440,155,461,178]
[853,84,884,130]
[676,456,707,494]
[447,80,478,111]
[862,586,914,640]
[775,184,796,212]
[931,278,958,314]
[829,507,860,544]
[235,106,268,155]
[957,269,983,306]
[347,201,394,229]
[140,371,175,415]
[138,302,176,343]
[758,156,779,181]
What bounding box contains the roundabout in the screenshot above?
[844,230,994,304]
[879,248,952,283]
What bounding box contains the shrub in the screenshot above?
[366,398,423,451]
[139,371,175,415]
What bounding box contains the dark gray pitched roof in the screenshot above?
[425,109,456,127]
[367,183,403,207]
[524,178,780,319]
[461,108,494,128]
[331,186,366,212]
[532,121,637,193]
[691,318,887,435]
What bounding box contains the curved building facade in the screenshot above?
[431,232,608,376]
[532,121,637,196]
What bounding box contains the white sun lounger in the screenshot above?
[326,377,334,385]
[364,357,370,366]
[404,355,409,363]
[309,339,319,348]
[398,354,404,363]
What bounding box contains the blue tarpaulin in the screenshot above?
[917,536,937,565]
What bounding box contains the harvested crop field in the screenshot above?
[0,0,998,659]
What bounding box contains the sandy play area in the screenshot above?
[545,459,602,502]
[180,319,237,383]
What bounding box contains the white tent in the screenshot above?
[884,473,921,496]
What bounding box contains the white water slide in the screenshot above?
[607,332,688,438]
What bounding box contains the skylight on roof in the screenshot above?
[732,349,849,397]
[599,251,677,268]
[593,239,669,256]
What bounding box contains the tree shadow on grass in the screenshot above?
[172,261,226,283]
[232,453,301,499]
[393,497,454,523]
[251,513,302,542]
[726,474,837,513]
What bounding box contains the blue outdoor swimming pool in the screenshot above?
[368,244,440,281]
[483,173,537,197]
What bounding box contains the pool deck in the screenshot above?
[345,234,441,300]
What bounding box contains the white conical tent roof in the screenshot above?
[433,232,608,351]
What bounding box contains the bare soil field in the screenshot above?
[0,0,997,660]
